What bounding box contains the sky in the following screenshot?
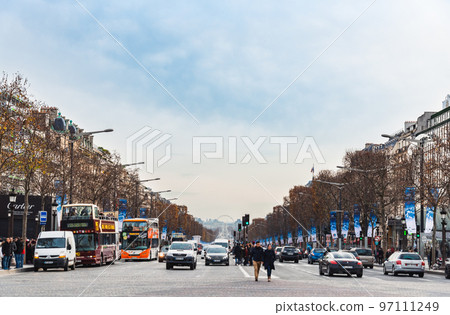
[2,0,450,222]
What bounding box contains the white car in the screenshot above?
[383,251,425,277]
[165,242,197,270]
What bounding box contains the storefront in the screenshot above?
[0,194,52,239]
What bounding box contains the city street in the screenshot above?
[1,258,449,297]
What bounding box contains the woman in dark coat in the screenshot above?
[264,244,276,282]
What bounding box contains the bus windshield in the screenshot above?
[62,206,93,219]
[123,221,148,232]
[36,238,65,249]
[74,233,96,251]
[122,234,148,250]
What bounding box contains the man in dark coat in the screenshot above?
[14,237,24,268]
[233,243,243,265]
[251,241,265,281]
[2,238,13,270]
[264,244,276,282]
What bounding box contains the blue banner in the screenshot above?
[161,226,167,240]
[367,209,378,237]
[118,199,127,231]
[330,211,337,240]
[56,195,68,230]
[354,204,361,238]
[404,187,416,234]
[311,226,317,242]
[342,211,349,239]
[297,228,303,243]
[139,208,147,218]
[287,232,292,244]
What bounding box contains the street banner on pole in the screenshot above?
[297,228,302,244]
[161,226,167,240]
[288,232,292,244]
[326,234,331,247]
[425,206,434,234]
[139,208,146,218]
[404,187,417,234]
[354,204,361,238]
[311,226,317,242]
[280,234,284,244]
[367,209,377,238]
[342,211,349,240]
[330,211,337,240]
[118,199,127,231]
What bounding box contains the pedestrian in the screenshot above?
[251,241,264,281]
[377,247,384,265]
[249,243,254,266]
[14,237,24,269]
[233,243,243,265]
[2,238,14,270]
[243,245,249,266]
[263,244,276,282]
[427,247,432,270]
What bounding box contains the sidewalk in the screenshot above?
[0,264,34,275]
[372,261,446,276]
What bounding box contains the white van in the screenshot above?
[34,231,76,272]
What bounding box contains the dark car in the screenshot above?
[308,248,326,264]
[205,245,229,266]
[158,245,170,262]
[319,251,363,277]
[342,249,360,260]
[445,263,450,279]
[279,246,300,263]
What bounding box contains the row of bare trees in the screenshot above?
[249,130,450,264]
[1,73,215,245]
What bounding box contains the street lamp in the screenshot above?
[35,214,40,238]
[135,178,160,217]
[51,199,58,231]
[440,209,447,268]
[150,190,171,217]
[401,216,406,252]
[313,179,346,249]
[8,188,17,236]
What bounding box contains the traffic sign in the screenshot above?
[374,236,381,242]
[39,211,47,225]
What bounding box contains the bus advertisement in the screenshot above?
[121,218,159,261]
[60,204,120,266]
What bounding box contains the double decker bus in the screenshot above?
[121,218,159,261]
[60,204,119,266]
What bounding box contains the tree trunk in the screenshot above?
[432,206,437,266]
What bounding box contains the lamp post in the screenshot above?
[113,161,145,216]
[150,190,171,217]
[313,179,345,249]
[51,199,58,231]
[135,178,160,217]
[35,214,40,238]
[8,188,17,236]
[441,209,447,269]
[401,216,406,251]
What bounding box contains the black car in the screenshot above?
[205,245,229,266]
[319,251,363,277]
[445,263,450,279]
[279,246,300,263]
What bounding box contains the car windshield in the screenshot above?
[355,249,372,256]
[208,247,227,254]
[36,237,65,249]
[171,243,193,250]
[399,254,421,260]
[283,247,295,251]
[314,248,325,253]
[74,233,96,251]
[332,252,355,259]
[276,248,282,252]
[161,246,169,252]
[214,242,228,248]
[344,251,358,257]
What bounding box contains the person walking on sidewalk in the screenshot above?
[251,241,264,281]
[264,244,276,282]
[2,238,14,270]
[14,237,24,269]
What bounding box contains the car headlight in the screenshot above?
[206,255,211,259]
[34,255,39,259]
[59,255,66,258]
[223,256,228,260]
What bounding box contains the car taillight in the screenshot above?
[396,260,402,265]
[357,261,362,265]
[329,260,337,264]
[422,261,425,266]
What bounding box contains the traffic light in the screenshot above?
[416,225,420,239]
[403,230,407,236]
[238,224,242,231]
[359,236,363,241]
[244,214,250,226]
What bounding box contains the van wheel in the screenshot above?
[190,264,195,270]
[34,266,39,272]
[71,261,75,270]
[64,260,69,271]
[43,268,47,271]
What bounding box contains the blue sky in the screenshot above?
[2,0,450,221]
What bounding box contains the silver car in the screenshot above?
[350,248,375,268]
[383,251,425,277]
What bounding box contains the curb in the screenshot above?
[0,265,34,275]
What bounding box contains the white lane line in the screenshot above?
[238,265,252,278]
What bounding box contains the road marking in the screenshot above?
[238,265,252,278]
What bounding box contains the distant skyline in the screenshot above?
[2,1,450,221]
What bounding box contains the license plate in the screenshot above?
[344,266,353,269]
[44,261,53,264]
[288,253,293,255]
[214,260,220,262]
[176,257,184,260]
[76,259,82,262]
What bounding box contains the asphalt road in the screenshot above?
[1,257,449,297]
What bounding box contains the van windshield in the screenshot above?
[36,238,65,249]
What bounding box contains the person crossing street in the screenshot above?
[251,241,264,281]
